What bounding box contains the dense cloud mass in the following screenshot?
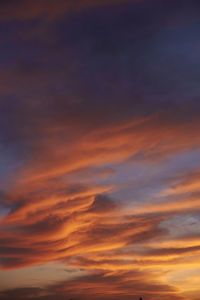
[0,1,200,300]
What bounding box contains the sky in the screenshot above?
[0,1,200,300]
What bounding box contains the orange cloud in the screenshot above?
[1,109,200,299]
[9,112,200,187]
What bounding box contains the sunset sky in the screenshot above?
[0,1,200,300]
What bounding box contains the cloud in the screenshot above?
[0,287,43,299]
[133,168,200,215]
[0,271,186,300]
[0,0,135,21]
[0,99,200,298]
[1,1,200,299]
